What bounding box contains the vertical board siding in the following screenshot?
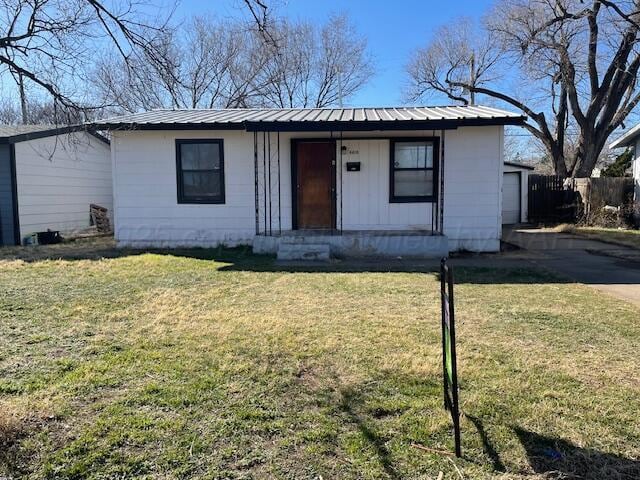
[113,126,503,251]
[338,139,432,230]
[15,133,112,238]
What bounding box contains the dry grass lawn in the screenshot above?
[1,240,639,479]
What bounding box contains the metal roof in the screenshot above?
[0,124,109,144]
[609,122,640,149]
[93,105,525,132]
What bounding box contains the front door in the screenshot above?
[294,140,335,230]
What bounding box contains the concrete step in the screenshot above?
[277,242,331,261]
[277,235,333,244]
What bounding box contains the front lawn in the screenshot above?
[1,243,639,479]
[573,226,640,249]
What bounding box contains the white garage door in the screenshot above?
[502,172,521,224]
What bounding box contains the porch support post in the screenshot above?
[439,129,446,233]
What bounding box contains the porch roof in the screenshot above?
[93,105,525,132]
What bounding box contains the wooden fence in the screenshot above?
[574,177,634,209]
[527,175,579,223]
[574,177,634,224]
[528,175,634,224]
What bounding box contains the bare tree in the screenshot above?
[94,16,261,111]
[407,1,640,178]
[0,0,179,123]
[0,0,286,119]
[0,97,94,124]
[259,14,373,108]
[95,12,373,111]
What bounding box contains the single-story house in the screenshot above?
[502,161,534,224]
[609,124,640,223]
[0,125,112,246]
[94,105,525,258]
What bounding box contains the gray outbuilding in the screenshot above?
[0,125,111,246]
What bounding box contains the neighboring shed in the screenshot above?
[0,125,112,246]
[609,124,640,224]
[502,161,534,224]
[94,105,525,258]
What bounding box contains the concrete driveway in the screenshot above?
[503,226,640,307]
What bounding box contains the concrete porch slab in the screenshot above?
[253,230,449,258]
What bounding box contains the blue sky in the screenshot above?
[177,0,494,106]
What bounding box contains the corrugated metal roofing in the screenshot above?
[93,105,525,131]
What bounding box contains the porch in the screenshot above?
[253,229,448,260]
[250,129,448,259]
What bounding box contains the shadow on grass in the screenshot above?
[337,387,401,479]
[0,240,571,284]
[514,427,640,479]
[466,415,506,472]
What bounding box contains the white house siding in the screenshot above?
[442,127,503,252]
[15,133,112,238]
[112,130,260,247]
[112,126,503,252]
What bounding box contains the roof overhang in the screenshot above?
[95,116,525,133]
[0,125,109,145]
[609,123,640,149]
[504,161,535,170]
[92,106,526,133]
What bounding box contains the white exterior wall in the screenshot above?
[442,127,503,251]
[112,130,261,247]
[15,132,112,238]
[112,126,504,252]
[503,163,531,224]
[337,138,432,230]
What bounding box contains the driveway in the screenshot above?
[503,226,640,307]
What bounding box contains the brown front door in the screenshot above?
[294,141,335,229]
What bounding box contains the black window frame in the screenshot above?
[389,137,439,203]
[176,139,225,204]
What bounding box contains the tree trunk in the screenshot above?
[571,135,601,178]
[550,143,567,177]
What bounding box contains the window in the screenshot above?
[176,139,225,204]
[390,139,438,202]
